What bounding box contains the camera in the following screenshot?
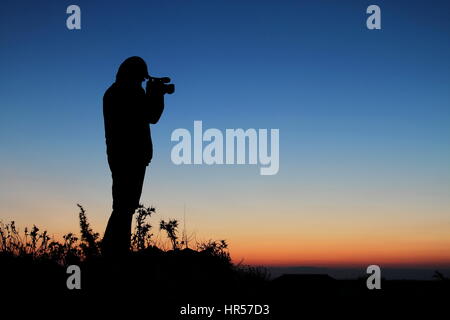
[146,76,175,95]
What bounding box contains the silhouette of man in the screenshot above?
[102,56,165,256]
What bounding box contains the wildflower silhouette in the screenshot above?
[131,205,155,250]
[160,219,179,250]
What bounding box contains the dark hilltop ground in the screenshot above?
[1,205,449,318]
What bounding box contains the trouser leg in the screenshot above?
[102,165,146,256]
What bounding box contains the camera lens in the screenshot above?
[165,84,175,95]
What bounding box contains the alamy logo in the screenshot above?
[66,5,81,30]
[66,265,81,289]
[366,5,381,30]
[366,265,381,289]
[171,121,279,175]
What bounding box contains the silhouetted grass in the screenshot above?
[1,205,449,316]
[0,204,268,302]
[0,204,236,262]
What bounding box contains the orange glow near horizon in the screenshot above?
[226,228,450,267]
[21,222,450,269]
[230,246,450,268]
[2,181,450,269]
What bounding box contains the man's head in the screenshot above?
[116,56,149,84]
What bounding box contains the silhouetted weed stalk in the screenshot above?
[0,204,233,266]
[77,204,100,257]
[132,205,155,250]
[160,219,179,250]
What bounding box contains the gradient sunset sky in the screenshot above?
[1,0,449,267]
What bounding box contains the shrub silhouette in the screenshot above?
[0,204,235,265]
[0,203,274,310]
[0,220,82,265]
[131,205,155,250]
[159,219,179,250]
[77,204,100,257]
[198,239,231,264]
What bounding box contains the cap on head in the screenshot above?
[116,56,149,82]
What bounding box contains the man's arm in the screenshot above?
[144,82,165,124]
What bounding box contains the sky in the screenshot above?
[1,0,449,268]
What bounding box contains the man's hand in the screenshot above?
[146,79,164,96]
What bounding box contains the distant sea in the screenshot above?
[264,266,450,280]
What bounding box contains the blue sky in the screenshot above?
[1,0,449,265]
